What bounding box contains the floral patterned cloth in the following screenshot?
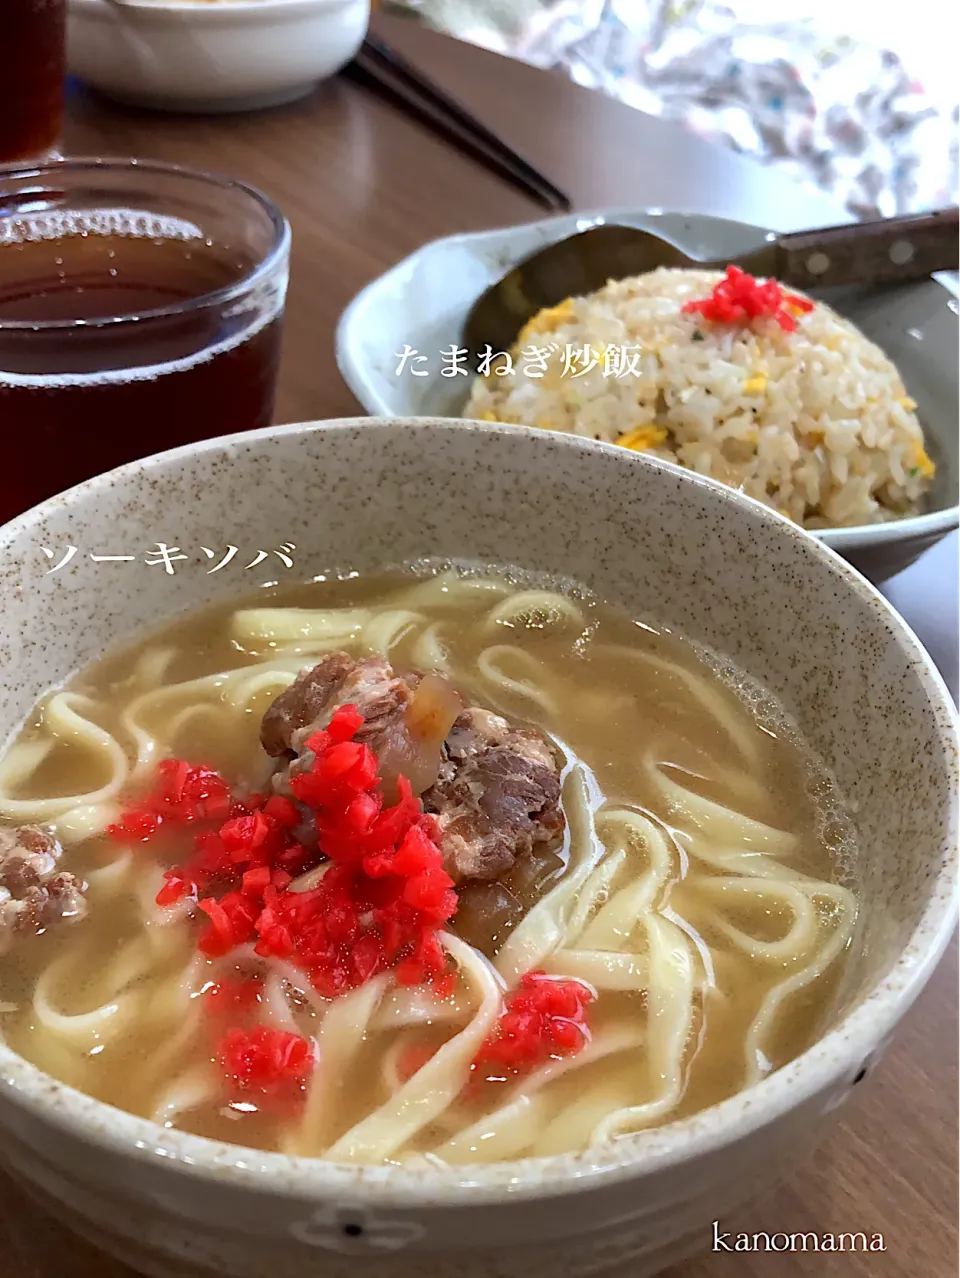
[392,0,958,220]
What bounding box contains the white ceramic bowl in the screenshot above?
[336,211,960,583]
[67,0,370,113]
[0,418,956,1278]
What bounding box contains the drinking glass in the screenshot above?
[0,159,291,524]
[1,0,67,165]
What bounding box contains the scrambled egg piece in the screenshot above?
[476,409,523,425]
[617,426,669,452]
[742,374,767,395]
[896,395,918,411]
[516,299,576,347]
[911,441,935,479]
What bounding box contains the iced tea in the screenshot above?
[1,0,66,164]
[0,161,290,524]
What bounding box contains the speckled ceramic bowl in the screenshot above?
[0,418,956,1278]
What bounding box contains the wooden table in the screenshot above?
[4,13,957,1277]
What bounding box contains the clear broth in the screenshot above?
[0,572,858,1163]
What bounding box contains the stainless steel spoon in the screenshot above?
[462,208,959,356]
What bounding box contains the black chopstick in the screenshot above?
[346,37,572,213]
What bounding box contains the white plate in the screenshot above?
[336,209,959,582]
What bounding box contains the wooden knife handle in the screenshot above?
[775,208,959,289]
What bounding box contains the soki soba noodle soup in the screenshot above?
[0,569,860,1166]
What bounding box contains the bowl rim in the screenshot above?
[334,208,960,551]
[0,416,956,1206]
